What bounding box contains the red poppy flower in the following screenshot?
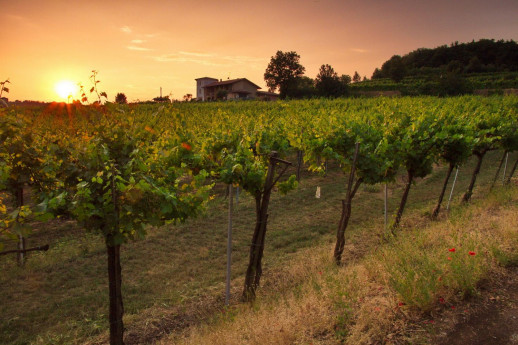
[181,142,192,151]
[447,257,452,261]
[468,251,476,256]
[448,248,456,252]
[439,297,445,304]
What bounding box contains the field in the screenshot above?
[1,96,517,344]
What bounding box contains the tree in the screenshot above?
[315,64,348,97]
[264,51,305,98]
[183,93,193,102]
[283,76,316,99]
[381,55,406,83]
[371,68,383,79]
[352,71,361,83]
[152,96,170,103]
[216,89,228,100]
[115,93,127,104]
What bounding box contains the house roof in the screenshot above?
[203,78,261,90]
[195,77,218,81]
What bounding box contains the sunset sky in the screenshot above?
[2,0,517,102]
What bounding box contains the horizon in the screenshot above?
[2,0,517,103]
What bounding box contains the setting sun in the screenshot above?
[55,80,78,101]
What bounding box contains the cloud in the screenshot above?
[121,26,132,33]
[152,54,220,66]
[127,46,152,51]
[3,13,39,29]
[153,52,264,68]
[131,39,146,44]
[178,51,215,58]
[351,48,368,53]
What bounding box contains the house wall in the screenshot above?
[196,78,218,101]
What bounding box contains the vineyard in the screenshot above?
[1,95,518,344]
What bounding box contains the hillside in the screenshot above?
[372,39,518,79]
[351,39,518,96]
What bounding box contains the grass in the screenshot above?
[163,171,518,345]
[0,150,517,344]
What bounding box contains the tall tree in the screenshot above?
[352,71,361,83]
[381,55,406,83]
[264,51,305,98]
[315,64,347,97]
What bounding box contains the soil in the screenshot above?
[433,267,518,345]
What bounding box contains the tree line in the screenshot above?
[372,39,518,82]
[264,50,364,99]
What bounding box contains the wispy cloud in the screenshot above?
[178,51,214,58]
[127,46,152,51]
[3,13,39,29]
[351,48,368,53]
[153,51,264,67]
[121,26,132,33]
[153,53,220,66]
[131,39,146,44]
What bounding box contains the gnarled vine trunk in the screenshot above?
[393,170,414,229]
[243,152,283,302]
[462,151,485,203]
[333,142,361,265]
[432,162,455,219]
[106,239,124,345]
[505,156,518,185]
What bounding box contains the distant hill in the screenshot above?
[372,39,518,81]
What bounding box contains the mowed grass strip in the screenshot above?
[163,166,518,345]
[0,150,515,344]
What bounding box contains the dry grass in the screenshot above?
[158,185,518,345]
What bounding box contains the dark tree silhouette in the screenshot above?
[315,65,349,97]
[352,71,361,83]
[264,51,305,98]
[115,93,127,104]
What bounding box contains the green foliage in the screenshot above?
[315,64,350,98]
[278,174,298,195]
[50,106,211,245]
[375,39,518,78]
[264,51,306,98]
[0,107,59,250]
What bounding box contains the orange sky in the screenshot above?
[2,0,517,102]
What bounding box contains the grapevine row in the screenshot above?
[1,95,517,344]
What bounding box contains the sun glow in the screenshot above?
[55,80,79,101]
